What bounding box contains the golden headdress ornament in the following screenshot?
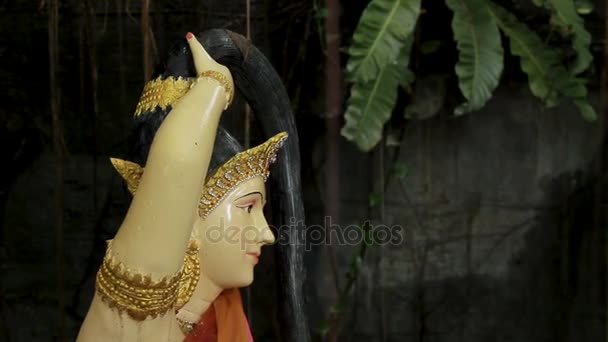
[110,132,287,218]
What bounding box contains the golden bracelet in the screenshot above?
[95,241,183,321]
[195,70,234,109]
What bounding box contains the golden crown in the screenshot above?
[198,132,287,217]
[110,132,287,218]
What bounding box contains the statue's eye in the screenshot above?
[237,203,254,213]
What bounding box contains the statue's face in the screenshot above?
[194,176,275,289]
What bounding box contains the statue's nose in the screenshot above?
[256,213,275,245]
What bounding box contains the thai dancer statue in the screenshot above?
[77,30,309,342]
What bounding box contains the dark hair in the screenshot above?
[127,29,310,342]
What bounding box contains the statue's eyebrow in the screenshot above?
[235,191,264,202]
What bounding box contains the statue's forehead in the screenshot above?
[218,176,266,203]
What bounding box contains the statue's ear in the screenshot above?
[110,158,144,195]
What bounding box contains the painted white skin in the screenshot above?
[176,176,275,324]
[75,33,264,342]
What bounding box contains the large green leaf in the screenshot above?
[489,3,596,120]
[546,0,593,74]
[342,44,414,151]
[445,0,504,114]
[346,0,420,83]
[574,100,596,121]
[489,3,561,104]
[550,69,596,120]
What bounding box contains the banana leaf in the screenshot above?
[342,43,414,151]
[346,0,420,82]
[445,0,504,114]
[547,0,593,74]
[489,3,596,120]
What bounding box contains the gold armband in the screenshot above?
[134,76,194,117]
[196,70,234,109]
[95,241,183,321]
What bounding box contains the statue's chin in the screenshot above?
[216,272,254,289]
[234,274,254,288]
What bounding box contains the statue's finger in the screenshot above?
[186,32,212,74]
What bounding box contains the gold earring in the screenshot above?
[176,240,200,309]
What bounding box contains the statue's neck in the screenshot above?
[177,272,222,323]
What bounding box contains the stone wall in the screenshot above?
[307,88,605,341]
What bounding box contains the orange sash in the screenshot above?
[184,289,253,342]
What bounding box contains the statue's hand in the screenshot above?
[186,32,234,108]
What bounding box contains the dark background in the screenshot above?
[1,0,607,341]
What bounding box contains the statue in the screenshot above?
[77,30,309,341]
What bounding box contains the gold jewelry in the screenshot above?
[96,240,202,320]
[196,70,234,109]
[198,131,287,218]
[95,241,182,320]
[109,158,142,196]
[108,131,288,218]
[176,316,197,335]
[175,240,200,309]
[134,76,194,117]
[109,158,144,195]
[133,71,233,117]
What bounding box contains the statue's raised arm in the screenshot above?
[115,33,234,282]
[78,33,236,341]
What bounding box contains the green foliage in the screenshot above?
[346,0,421,82]
[318,320,330,337]
[489,3,561,104]
[489,3,596,120]
[573,99,596,121]
[368,192,384,207]
[545,0,593,74]
[574,0,594,14]
[342,41,415,151]
[393,161,409,180]
[445,0,504,115]
[341,0,596,151]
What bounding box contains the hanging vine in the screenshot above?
[46,0,66,340]
[142,0,152,81]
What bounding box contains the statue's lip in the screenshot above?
[246,252,260,265]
